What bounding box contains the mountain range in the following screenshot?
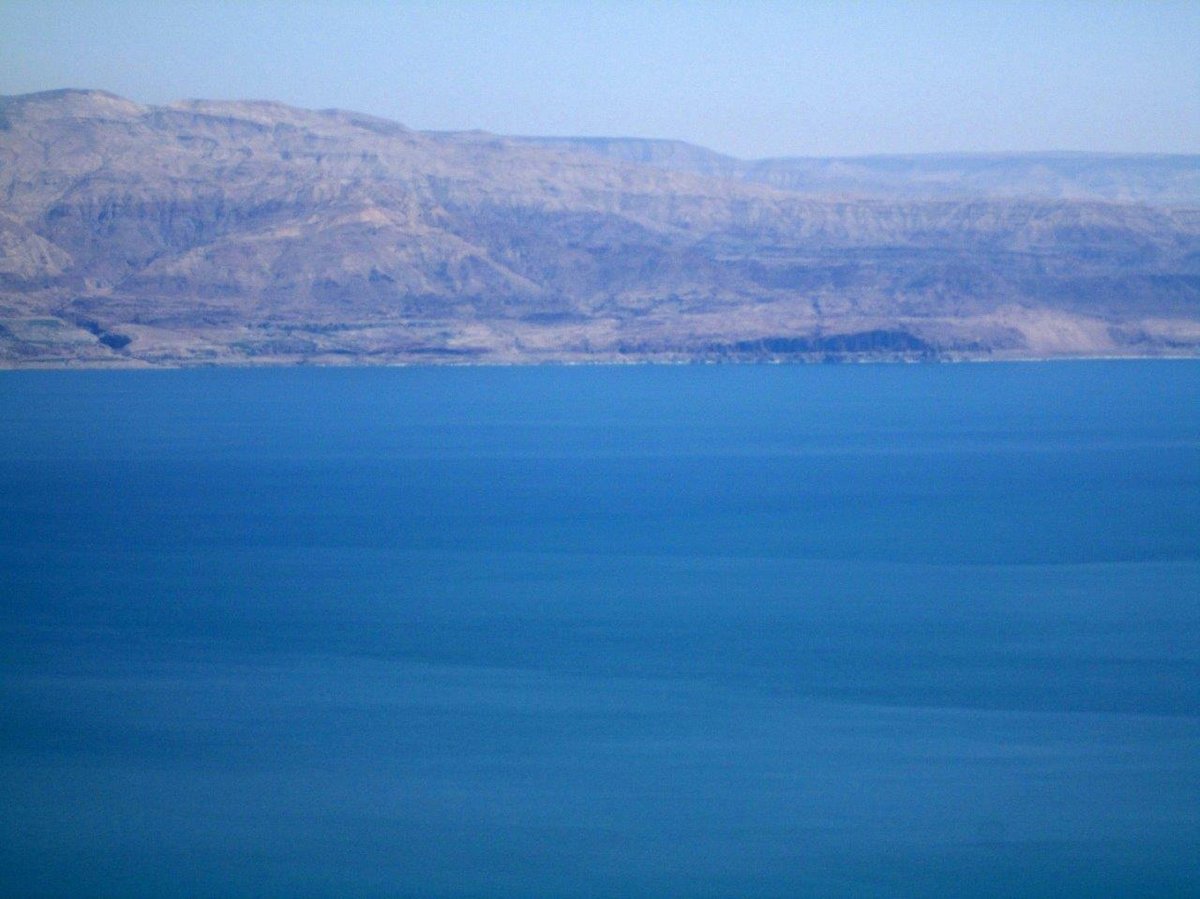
[2,89,1198,366]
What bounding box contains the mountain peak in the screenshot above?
[0,88,145,121]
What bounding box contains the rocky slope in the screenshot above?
[1,89,1198,366]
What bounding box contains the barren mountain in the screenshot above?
[2,89,1198,366]
[516,137,1200,205]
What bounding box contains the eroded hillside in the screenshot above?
[2,89,1198,365]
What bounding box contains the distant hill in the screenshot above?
[514,137,1200,206]
[1,89,1198,366]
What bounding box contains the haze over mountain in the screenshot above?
[2,89,1198,366]
[515,137,1200,206]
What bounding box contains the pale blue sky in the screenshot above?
[1,0,1197,158]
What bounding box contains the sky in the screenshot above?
[1,0,1197,158]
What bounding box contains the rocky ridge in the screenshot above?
[1,89,1198,366]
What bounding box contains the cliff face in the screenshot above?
[2,89,1198,366]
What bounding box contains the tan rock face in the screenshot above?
[0,212,74,278]
[1,88,1198,366]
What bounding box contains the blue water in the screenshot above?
[1,362,1198,897]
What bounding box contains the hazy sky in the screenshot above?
[1,1,1197,158]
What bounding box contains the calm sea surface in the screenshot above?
[1,362,1198,897]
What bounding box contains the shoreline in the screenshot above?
[2,351,1199,372]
